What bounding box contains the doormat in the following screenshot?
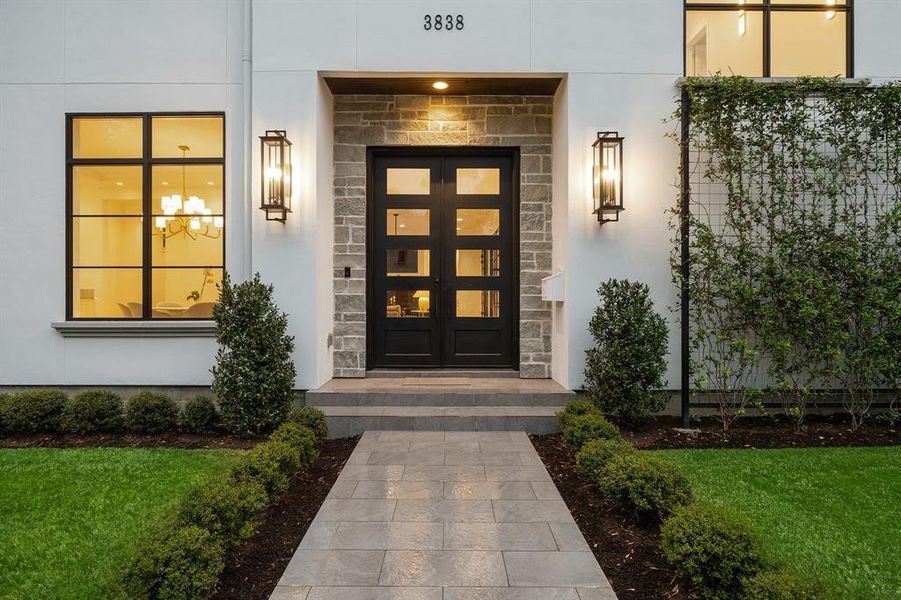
[402,377,472,387]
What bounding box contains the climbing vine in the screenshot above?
[672,76,900,430]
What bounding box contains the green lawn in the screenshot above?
[661,446,901,600]
[0,448,238,600]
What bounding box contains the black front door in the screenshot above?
[368,148,518,369]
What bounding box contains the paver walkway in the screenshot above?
[271,431,616,600]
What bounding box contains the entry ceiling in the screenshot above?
[323,76,562,96]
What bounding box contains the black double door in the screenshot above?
[368,149,518,369]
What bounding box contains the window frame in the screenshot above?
[683,0,854,78]
[65,111,226,321]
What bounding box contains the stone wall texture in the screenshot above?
[333,94,553,378]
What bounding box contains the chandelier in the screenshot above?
[155,145,222,247]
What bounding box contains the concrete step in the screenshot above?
[366,369,521,379]
[318,405,561,438]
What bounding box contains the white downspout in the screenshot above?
[242,0,253,279]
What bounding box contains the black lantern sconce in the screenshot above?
[260,129,292,222]
[592,131,624,224]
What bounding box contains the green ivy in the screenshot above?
[672,76,900,431]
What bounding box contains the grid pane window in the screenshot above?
[68,114,225,319]
[685,1,851,77]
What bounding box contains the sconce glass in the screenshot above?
[260,129,292,222]
[592,131,624,224]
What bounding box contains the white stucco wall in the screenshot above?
[1,0,898,390]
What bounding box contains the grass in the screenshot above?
[0,448,238,600]
[660,446,901,599]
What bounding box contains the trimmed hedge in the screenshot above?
[180,396,219,434]
[742,570,823,600]
[177,478,267,546]
[562,412,621,451]
[597,451,692,523]
[661,502,762,600]
[286,406,328,440]
[125,392,180,434]
[576,438,635,482]
[555,399,600,429]
[0,393,10,433]
[1,389,68,433]
[61,390,124,433]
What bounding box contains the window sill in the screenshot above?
[675,77,868,88]
[51,321,217,338]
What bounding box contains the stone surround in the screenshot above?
[333,94,554,378]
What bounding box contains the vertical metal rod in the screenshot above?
[680,89,692,428]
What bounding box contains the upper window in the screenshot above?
[67,113,225,320]
[685,1,851,77]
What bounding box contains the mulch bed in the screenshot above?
[212,435,359,600]
[531,433,688,599]
[0,431,265,449]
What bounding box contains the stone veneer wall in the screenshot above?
[333,94,553,378]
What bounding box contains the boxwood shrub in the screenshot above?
[576,438,635,482]
[742,570,823,600]
[0,393,10,433]
[597,451,692,523]
[555,399,600,429]
[61,390,124,433]
[661,502,762,600]
[286,405,328,440]
[177,478,267,547]
[562,412,620,451]
[180,396,219,434]
[125,392,179,434]
[1,389,68,433]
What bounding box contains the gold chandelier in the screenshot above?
[155,145,222,247]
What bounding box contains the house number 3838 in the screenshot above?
[423,14,464,31]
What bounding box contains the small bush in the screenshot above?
[125,392,179,434]
[122,524,224,600]
[1,389,68,433]
[0,393,10,433]
[180,396,219,434]
[270,422,319,466]
[576,438,635,481]
[661,502,762,600]
[61,390,124,433]
[177,478,267,547]
[562,412,621,451]
[742,570,823,600]
[230,439,300,495]
[598,452,692,523]
[555,399,601,429]
[286,406,328,440]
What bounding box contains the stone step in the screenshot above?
[366,369,521,379]
[318,405,561,438]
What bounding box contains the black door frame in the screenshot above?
[365,146,520,370]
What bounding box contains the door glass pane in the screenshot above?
[72,268,142,318]
[151,116,224,158]
[685,10,764,76]
[151,268,222,318]
[387,208,430,236]
[770,11,846,76]
[456,209,500,236]
[457,168,500,195]
[387,290,430,317]
[456,290,500,318]
[72,166,143,215]
[456,249,500,277]
[72,117,143,158]
[72,217,143,266]
[387,168,430,195]
[387,249,430,276]
[152,165,224,214]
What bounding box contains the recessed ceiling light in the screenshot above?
[432,81,449,91]
[207,181,214,186]
[115,181,123,186]
[162,181,169,186]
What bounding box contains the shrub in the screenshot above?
[270,422,319,466]
[286,406,328,440]
[562,412,620,451]
[661,502,762,600]
[230,439,300,495]
[212,273,296,436]
[742,570,823,600]
[1,389,68,433]
[598,452,692,523]
[584,279,668,422]
[0,393,10,433]
[555,399,601,429]
[61,390,124,433]
[125,392,179,434]
[122,524,224,600]
[177,478,267,547]
[180,396,219,434]
[576,438,635,481]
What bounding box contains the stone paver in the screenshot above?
[272,431,616,599]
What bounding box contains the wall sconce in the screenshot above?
[260,129,292,222]
[592,131,624,224]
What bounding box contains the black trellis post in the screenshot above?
[680,88,691,428]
